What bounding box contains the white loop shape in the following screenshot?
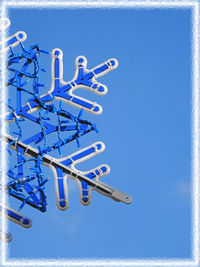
[0,17,11,30]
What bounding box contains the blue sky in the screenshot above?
[3,5,192,261]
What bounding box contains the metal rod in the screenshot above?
[4,134,132,204]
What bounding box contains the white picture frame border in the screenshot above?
[1,1,199,266]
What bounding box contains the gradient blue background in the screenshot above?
[5,6,192,260]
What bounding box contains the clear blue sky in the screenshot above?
[5,5,192,261]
